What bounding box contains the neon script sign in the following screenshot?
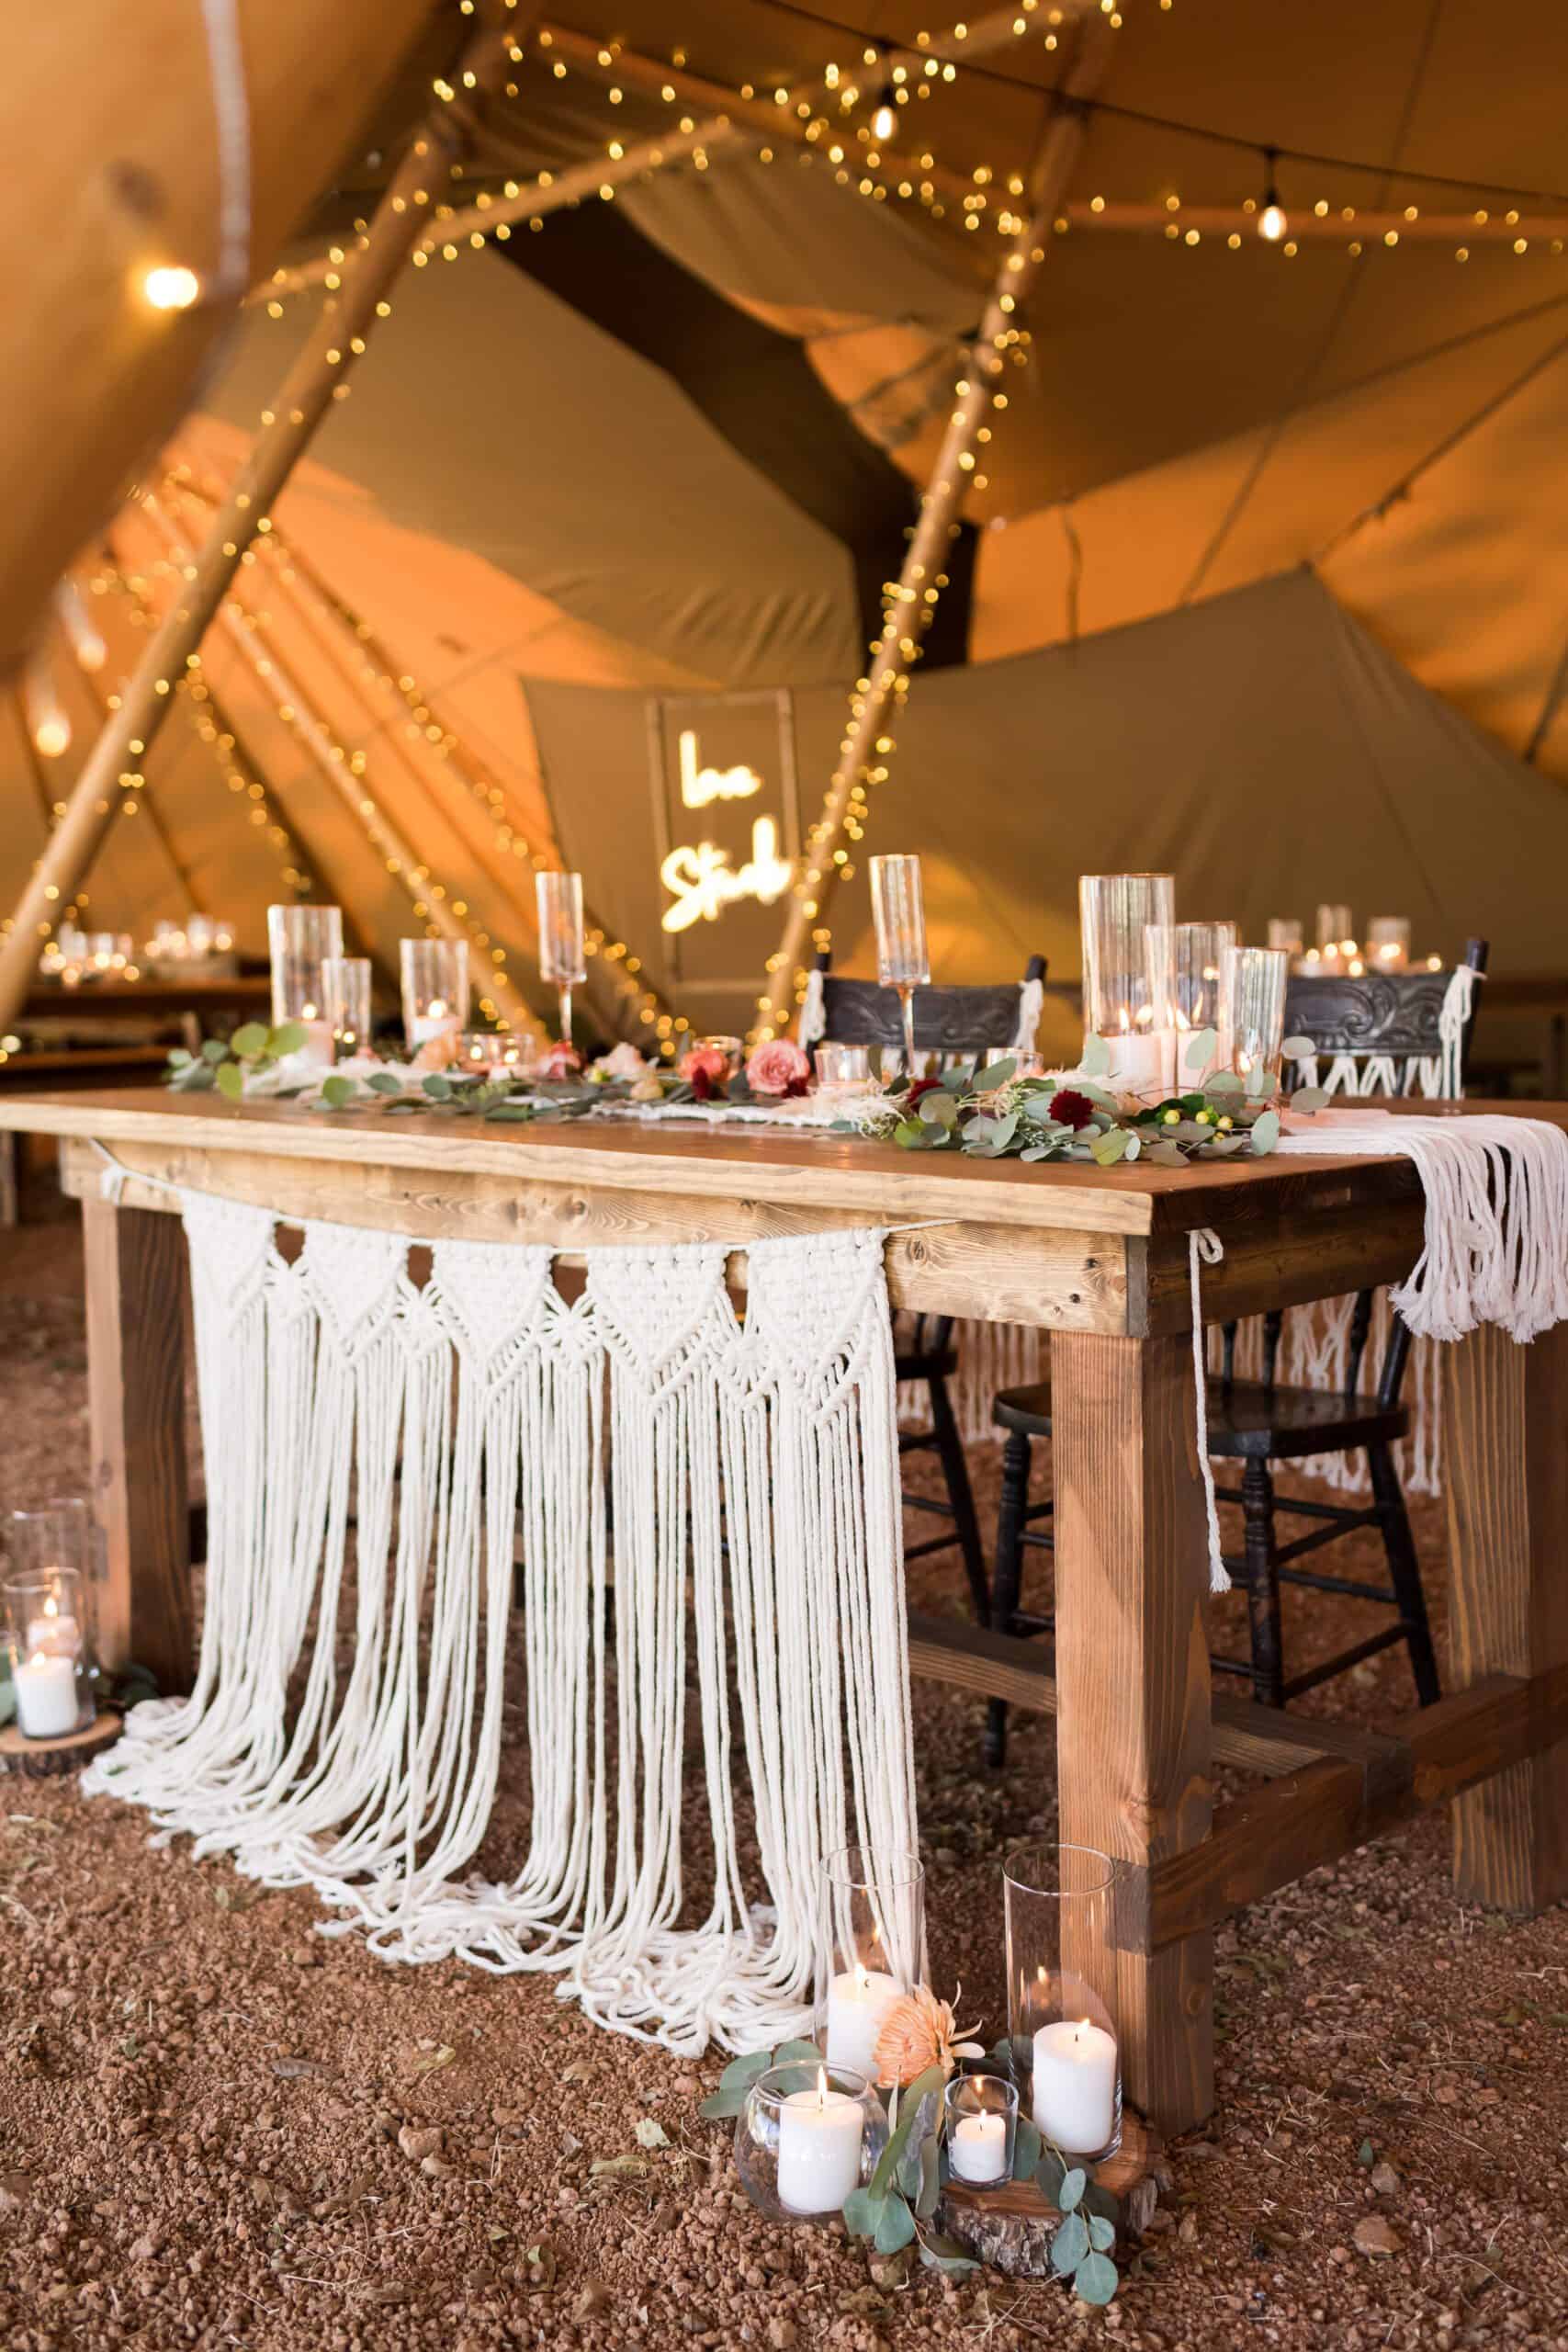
[678,729,762,809]
[660,729,793,933]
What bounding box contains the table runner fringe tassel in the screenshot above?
[83,1200,920,2055]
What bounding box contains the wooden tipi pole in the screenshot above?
[758,18,1112,1040]
[0,4,536,1035]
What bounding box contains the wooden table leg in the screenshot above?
[1445,1320,1568,1911]
[1052,1331,1213,2134]
[83,1194,193,1692]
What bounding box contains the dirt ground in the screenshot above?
[3,1203,1567,2352]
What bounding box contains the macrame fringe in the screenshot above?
[84,1200,919,2056]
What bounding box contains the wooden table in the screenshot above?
[2,1086,1564,2138]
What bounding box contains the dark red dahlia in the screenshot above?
[1048,1087,1096,1131]
[906,1077,942,1109]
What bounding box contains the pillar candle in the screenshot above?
[1031,2019,1118,2156]
[824,1967,900,2077]
[15,1651,79,1739]
[776,2078,863,2214]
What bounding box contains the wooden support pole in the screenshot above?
[1444,1320,1568,1911]
[0,0,437,670]
[0,6,532,1037]
[1051,1330,1213,2136]
[265,3,1103,298]
[758,17,1112,1039]
[84,1194,192,1690]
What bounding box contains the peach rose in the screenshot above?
[678,1043,733,1086]
[745,1039,812,1098]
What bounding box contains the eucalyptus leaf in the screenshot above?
[483,1103,535,1123]
[1292,1085,1328,1113]
[1145,1140,1187,1167]
[873,2191,917,2255]
[1184,1027,1217,1070]
[974,1056,1017,1091]
[916,2231,980,2278]
[0,1678,14,1728]
[366,1070,404,1094]
[717,2050,775,2093]
[1205,1069,1246,1095]
[1088,2212,1117,2253]
[200,1035,230,1064]
[1012,2117,1043,2177]
[214,1059,244,1102]
[1079,1034,1111,1077]
[1057,2166,1088,2214]
[1073,2249,1119,2305]
[916,2132,941,2222]
[918,1091,956,1125]
[1089,1127,1130,1167]
[321,1075,358,1111]
[1246,1063,1274,1100]
[269,1022,307,1057]
[1250,1108,1280,1156]
[230,1022,269,1058]
[1280,1034,1316,1059]
[1036,2145,1067,2205]
[166,1047,193,1070]
[896,2135,925,2202]
[696,2088,745,2120]
[1051,2211,1090,2273]
[841,2185,885,2240]
[1080,2180,1120,2226]
[422,1073,454,1101]
[771,2040,825,2065]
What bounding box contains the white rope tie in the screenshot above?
[1188,1227,1230,1595]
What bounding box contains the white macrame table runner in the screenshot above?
[85,1196,919,2055]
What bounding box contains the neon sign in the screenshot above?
[660,817,794,933]
[678,729,763,809]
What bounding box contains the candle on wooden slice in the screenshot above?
[15,1650,80,1738]
[824,1965,900,2077]
[776,2068,863,2214]
[1032,2019,1119,2157]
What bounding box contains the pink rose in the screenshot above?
[745,1039,812,1099]
[538,1040,581,1079]
[678,1043,732,1086]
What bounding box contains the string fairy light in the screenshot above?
[1258,148,1286,243]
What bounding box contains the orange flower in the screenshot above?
[872,1983,985,2088]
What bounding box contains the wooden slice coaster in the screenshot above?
[939,2109,1163,2278]
[0,1709,122,1778]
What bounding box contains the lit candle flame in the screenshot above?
[816,2065,829,2110]
[428,997,448,1020]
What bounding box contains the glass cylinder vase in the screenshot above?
[1267,917,1303,960]
[1217,945,1290,1094]
[817,1845,926,2080]
[400,939,468,1057]
[1003,1841,1122,2161]
[1366,917,1410,972]
[735,2062,888,2222]
[267,904,343,1065]
[1146,920,1236,1083]
[5,1523,95,1741]
[1079,873,1176,1098]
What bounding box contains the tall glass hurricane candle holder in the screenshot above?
[944,2073,1019,2187]
[868,854,930,1075]
[817,1846,926,2079]
[1147,920,1237,1083]
[1314,902,1354,972]
[536,871,586,1049]
[321,956,372,1059]
[400,939,468,1058]
[735,2062,888,2222]
[1218,945,1290,1095]
[1268,917,1303,963]
[5,1503,96,1741]
[1366,917,1411,972]
[268,904,343,1066]
[1079,874,1176,1100]
[1004,1842,1122,2162]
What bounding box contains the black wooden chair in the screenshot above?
[982,940,1487,1763]
[805,949,1046,1626]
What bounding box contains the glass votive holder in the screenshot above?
[268,904,344,1064]
[736,2062,888,2223]
[694,1034,744,1074]
[400,938,468,1054]
[814,1041,873,1091]
[1366,917,1411,972]
[1217,944,1290,1093]
[817,1845,926,2078]
[944,2073,1018,2187]
[1004,1841,1122,2162]
[1009,1050,1052,1080]
[321,956,373,1058]
[4,1561,95,1740]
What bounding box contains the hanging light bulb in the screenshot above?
[872,83,897,141]
[141,264,202,311]
[24,657,71,759]
[1258,148,1287,242]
